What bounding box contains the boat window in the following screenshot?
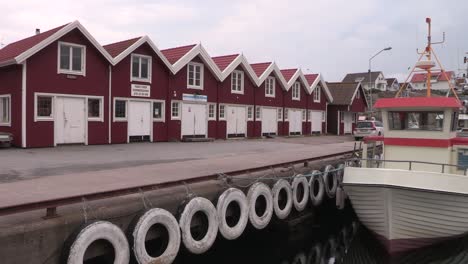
[458,149,468,170]
[388,111,444,131]
[451,112,459,131]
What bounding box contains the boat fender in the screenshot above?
[292,175,309,211]
[336,163,345,184]
[292,252,307,264]
[216,188,249,240]
[336,187,345,210]
[309,170,325,207]
[323,165,338,198]
[247,182,274,229]
[272,179,293,219]
[307,243,322,264]
[64,221,129,264]
[179,197,218,254]
[129,208,180,264]
[322,237,337,263]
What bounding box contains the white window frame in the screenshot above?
[247,106,254,121]
[171,101,181,120]
[292,82,301,101]
[187,62,204,89]
[277,108,283,121]
[219,104,226,120]
[35,95,54,121]
[284,108,289,121]
[0,94,11,126]
[255,106,262,121]
[152,100,165,122]
[131,54,152,83]
[113,98,128,122]
[231,70,244,94]
[322,111,326,122]
[208,103,216,120]
[57,41,86,76]
[87,97,104,122]
[313,87,321,103]
[302,109,306,122]
[265,77,276,98]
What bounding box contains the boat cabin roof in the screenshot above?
[374,97,460,110]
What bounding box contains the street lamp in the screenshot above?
[368,47,392,112]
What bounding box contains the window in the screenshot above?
[356,89,361,99]
[255,106,261,120]
[171,102,180,119]
[278,108,283,121]
[302,109,306,121]
[153,102,163,120]
[131,54,151,82]
[88,98,101,120]
[0,95,10,125]
[340,112,344,122]
[322,111,326,122]
[352,113,357,123]
[37,96,53,119]
[265,77,275,97]
[187,62,203,89]
[114,100,127,119]
[313,87,321,102]
[284,109,289,121]
[219,105,226,120]
[58,42,85,75]
[452,112,459,131]
[458,149,468,170]
[208,104,216,120]
[231,70,244,94]
[388,111,444,131]
[247,106,253,120]
[292,82,301,100]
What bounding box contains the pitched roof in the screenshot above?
[326,82,361,105]
[161,44,197,65]
[386,78,397,86]
[304,74,319,85]
[410,71,454,83]
[342,71,382,83]
[281,69,298,82]
[103,37,141,58]
[250,62,272,77]
[212,54,239,71]
[0,23,70,65]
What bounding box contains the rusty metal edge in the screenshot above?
[0,150,354,217]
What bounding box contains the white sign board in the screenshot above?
[182,93,207,102]
[131,84,150,97]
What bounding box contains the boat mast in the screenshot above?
[425,18,432,97]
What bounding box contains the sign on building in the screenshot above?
[131,84,151,97]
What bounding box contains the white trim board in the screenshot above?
[171,44,222,81]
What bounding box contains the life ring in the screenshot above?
[307,243,322,264]
[336,187,345,210]
[247,182,273,229]
[308,170,325,207]
[335,163,345,184]
[129,208,180,264]
[272,179,293,219]
[292,175,309,211]
[323,165,338,198]
[64,221,129,264]
[179,197,218,254]
[216,188,249,240]
[292,252,307,264]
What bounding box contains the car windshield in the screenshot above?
[357,122,373,128]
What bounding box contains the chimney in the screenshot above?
[35,29,40,35]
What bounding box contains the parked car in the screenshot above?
[354,120,384,140]
[0,132,13,147]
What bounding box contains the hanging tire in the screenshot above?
[129,208,180,264]
[323,165,337,198]
[247,182,274,229]
[292,175,309,211]
[216,188,249,240]
[179,197,218,254]
[336,187,345,210]
[64,221,129,264]
[272,179,293,220]
[309,170,325,207]
[307,243,322,264]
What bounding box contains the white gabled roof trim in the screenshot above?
[112,36,173,72]
[285,69,310,93]
[219,54,258,85]
[309,73,334,103]
[256,62,288,91]
[171,44,222,80]
[14,20,114,65]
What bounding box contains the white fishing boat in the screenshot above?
[342,18,468,254]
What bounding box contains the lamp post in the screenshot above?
[368,47,392,112]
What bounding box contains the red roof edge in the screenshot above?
[374,97,461,109]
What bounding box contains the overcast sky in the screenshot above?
[1,0,467,82]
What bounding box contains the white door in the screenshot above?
[289,109,302,135]
[182,103,207,137]
[55,97,86,144]
[344,112,353,134]
[311,111,322,134]
[128,101,151,138]
[261,108,277,136]
[227,106,247,138]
